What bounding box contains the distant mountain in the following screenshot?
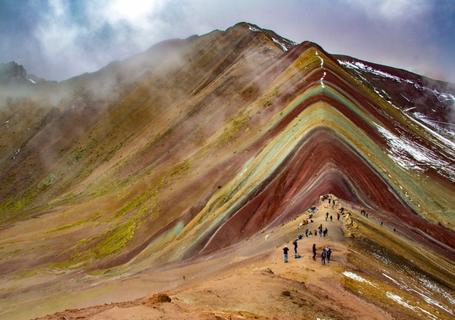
[0,22,454,320]
[0,61,47,86]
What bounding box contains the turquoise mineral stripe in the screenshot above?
[185,103,451,253]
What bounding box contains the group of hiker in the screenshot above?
[284,240,333,265]
[282,194,403,267]
[283,195,340,265]
[321,195,337,209]
[283,194,399,267]
[325,211,341,222]
[312,243,332,263]
[320,246,332,264]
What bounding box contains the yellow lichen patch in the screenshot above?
[351,215,455,289]
[342,271,446,320]
[45,212,102,234]
[92,220,137,259]
[216,112,251,146]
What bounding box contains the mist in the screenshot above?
[0,0,454,82]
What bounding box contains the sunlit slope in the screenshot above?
[0,24,453,279]
[131,46,455,267]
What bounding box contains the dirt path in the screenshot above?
[33,197,395,320]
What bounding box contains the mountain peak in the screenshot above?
[225,22,297,53]
[0,61,45,86]
[226,21,262,32]
[0,61,27,82]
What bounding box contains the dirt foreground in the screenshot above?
[6,198,455,320]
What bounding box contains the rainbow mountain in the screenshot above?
[0,22,454,320]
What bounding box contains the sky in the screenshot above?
[0,0,454,82]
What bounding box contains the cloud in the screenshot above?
[29,0,200,80]
[346,0,430,20]
[1,0,453,82]
[33,0,102,78]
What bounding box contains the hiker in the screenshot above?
[325,212,329,221]
[328,198,331,204]
[337,213,340,221]
[327,247,332,262]
[309,230,313,236]
[332,199,336,208]
[312,243,317,260]
[380,221,384,226]
[283,245,289,263]
[323,227,328,237]
[321,248,327,265]
[361,209,365,216]
[314,229,318,236]
[293,239,300,258]
[319,229,323,237]
[340,207,344,214]
[305,229,309,237]
[330,215,333,222]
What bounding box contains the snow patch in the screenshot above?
[375,123,455,181]
[403,110,455,154]
[372,252,391,265]
[372,87,395,107]
[386,292,437,320]
[438,92,455,103]
[342,271,375,286]
[430,88,455,103]
[382,273,403,287]
[386,292,415,309]
[27,78,36,84]
[338,59,455,105]
[400,94,410,102]
[412,112,455,141]
[248,25,260,32]
[383,273,453,315]
[338,60,402,82]
[419,276,455,306]
[316,51,326,88]
[272,38,288,52]
[316,51,324,67]
[320,71,326,88]
[418,291,454,315]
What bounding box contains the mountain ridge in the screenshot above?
[3,22,454,85]
[0,21,454,320]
